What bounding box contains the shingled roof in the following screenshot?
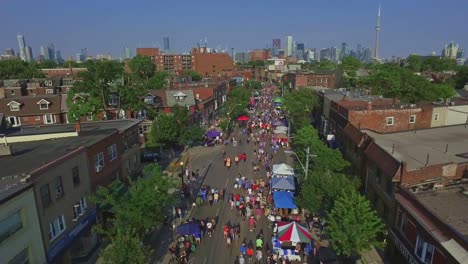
[0,95,63,116]
[165,90,195,107]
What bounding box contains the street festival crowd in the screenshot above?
[169,83,330,264]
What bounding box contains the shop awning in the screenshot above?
[273,191,297,209]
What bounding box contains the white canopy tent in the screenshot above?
[273,163,295,177]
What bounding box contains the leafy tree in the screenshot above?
[283,89,318,128]
[183,70,202,81]
[148,71,170,89]
[92,164,175,236]
[293,125,349,173]
[247,60,266,67]
[327,190,385,257]
[454,66,468,89]
[67,60,124,120]
[339,56,363,77]
[421,57,457,72]
[100,228,152,264]
[36,60,58,69]
[0,59,44,79]
[405,55,422,72]
[148,114,180,148]
[224,86,249,120]
[245,80,262,90]
[128,55,155,80]
[298,170,359,213]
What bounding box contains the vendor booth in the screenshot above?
[271,176,295,192]
[271,221,312,262]
[272,163,294,177]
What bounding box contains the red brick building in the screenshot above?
[0,94,67,127]
[287,73,336,88]
[250,49,272,61]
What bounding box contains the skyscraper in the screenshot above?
[442,42,459,59]
[272,39,281,57]
[373,5,382,61]
[40,45,51,60]
[80,48,87,61]
[55,50,63,64]
[340,42,348,60]
[164,36,170,51]
[47,43,56,61]
[125,47,131,59]
[286,36,293,57]
[17,34,27,61]
[25,46,33,62]
[457,49,465,59]
[5,48,15,56]
[331,47,340,62]
[296,43,305,60]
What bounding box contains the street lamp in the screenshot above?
[179,161,184,186]
[284,147,317,180]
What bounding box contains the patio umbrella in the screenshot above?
[237,115,250,121]
[277,221,311,243]
[205,130,221,138]
[177,222,201,236]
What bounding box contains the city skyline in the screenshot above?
[2,0,467,59]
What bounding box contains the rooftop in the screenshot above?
[363,125,468,171]
[414,185,468,241]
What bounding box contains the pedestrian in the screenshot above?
[235,155,239,165]
[256,250,263,263]
[177,207,182,220]
[209,193,214,206]
[238,255,246,264]
[214,192,219,204]
[226,236,232,248]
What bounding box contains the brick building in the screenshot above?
[0,119,141,263]
[250,49,272,61]
[136,47,234,77]
[391,187,468,264]
[287,73,336,88]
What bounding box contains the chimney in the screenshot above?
[367,101,372,111]
[74,120,81,134]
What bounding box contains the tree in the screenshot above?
[293,125,349,173]
[100,229,152,264]
[247,60,265,67]
[405,55,422,72]
[0,59,44,79]
[128,55,155,80]
[454,66,468,89]
[327,190,385,257]
[183,70,202,81]
[339,56,363,77]
[283,89,318,129]
[421,57,457,72]
[245,80,262,90]
[147,114,180,148]
[67,60,124,120]
[36,60,58,69]
[148,71,170,89]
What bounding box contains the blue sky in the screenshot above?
[2,0,467,59]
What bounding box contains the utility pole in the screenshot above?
[305,147,310,180]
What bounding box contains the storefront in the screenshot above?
[47,209,100,263]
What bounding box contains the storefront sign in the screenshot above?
[47,208,97,262]
[390,230,421,264]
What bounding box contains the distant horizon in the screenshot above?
[2,0,467,60]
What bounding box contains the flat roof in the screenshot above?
[414,185,468,240]
[363,125,468,171]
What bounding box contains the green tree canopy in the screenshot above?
[247,60,266,67]
[454,66,468,89]
[67,60,124,120]
[421,57,457,72]
[148,71,170,90]
[283,89,318,128]
[0,59,45,79]
[405,55,423,72]
[183,70,202,81]
[148,114,180,148]
[100,229,152,264]
[327,190,385,257]
[128,55,155,80]
[245,80,262,90]
[36,60,58,69]
[339,56,363,77]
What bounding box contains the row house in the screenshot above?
[0,78,75,98]
[0,119,141,263]
[0,94,68,127]
[391,187,468,264]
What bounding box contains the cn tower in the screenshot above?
[373,5,381,61]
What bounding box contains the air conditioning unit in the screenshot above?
[96,165,103,173]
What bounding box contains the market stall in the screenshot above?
[272,163,294,177]
[271,176,295,192]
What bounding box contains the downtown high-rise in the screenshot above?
[286,36,293,57]
[17,34,27,61]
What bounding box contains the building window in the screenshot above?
[133,154,138,169]
[48,215,66,241]
[108,96,118,106]
[8,247,29,264]
[409,115,416,124]
[375,167,382,185]
[396,208,408,233]
[9,104,20,111]
[415,236,435,264]
[72,166,80,187]
[434,113,439,121]
[108,144,117,161]
[11,90,15,96]
[95,152,105,171]
[40,184,52,208]
[46,88,54,94]
[72,197,87,221]
[386,117,394,126]
[0,211,22,244]
[7,116,21,127]
[39,103,49,110]
[385,179,393,197]
[44,114,56,124]
[87,115,93,121]
[35,116,41,121]
[55,176,64,199]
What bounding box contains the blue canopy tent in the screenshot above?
[273,191,297,209]
[271,177,295,191]
[177,222,201,236]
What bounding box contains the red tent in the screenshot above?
[237,116,249,121]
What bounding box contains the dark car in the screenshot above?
[142,151,160,162]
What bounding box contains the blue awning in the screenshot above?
[273,191,297,209]
[271,176,295,191]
